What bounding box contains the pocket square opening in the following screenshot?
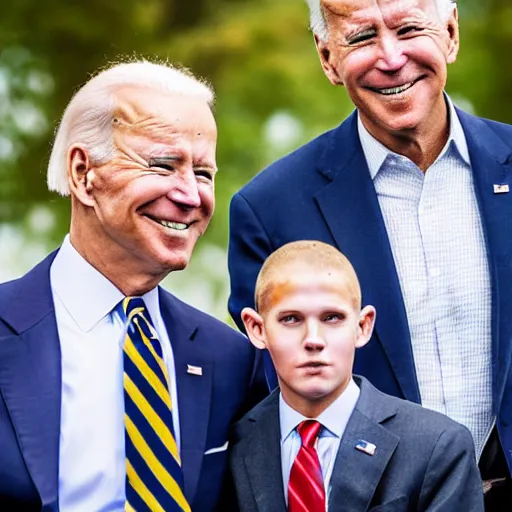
[204,441,229,455]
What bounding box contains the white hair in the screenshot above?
[305,0,457,41]
[47,60,214,196]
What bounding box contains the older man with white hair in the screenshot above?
[228,0,512,507]
[0,60,263,511]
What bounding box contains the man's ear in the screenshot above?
[67,144,96,207]
[314,34,344,86]
[355,305,376,349]
[241,307,267,350]
[445,6,460,64]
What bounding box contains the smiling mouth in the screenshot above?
[369,78,420,96]
[146,215,191,231]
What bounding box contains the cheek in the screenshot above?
[199,185,215,214]
[267,338,296,369]
[406,38,448,70]
[327,332,355,356]
[339,50,377,87]
[95,176,165,222]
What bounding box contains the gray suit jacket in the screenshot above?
[229,376,484,512]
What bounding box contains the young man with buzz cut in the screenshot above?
[229,240,484,512]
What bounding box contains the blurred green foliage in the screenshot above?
[0,0,510,315]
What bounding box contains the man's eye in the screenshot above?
[195,169,214,181]
[324,313,344,322]
[348,31,376,45]
[281,315,299,324]
[153,164,174,172]
[148,158,176,172]
[398,26,424,36]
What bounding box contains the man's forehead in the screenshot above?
[267,265,355,296]
[113,86,216,135]
[321,0,436,22]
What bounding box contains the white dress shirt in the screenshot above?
[280,379,360,509]
[51,236,180,512]
[357,97,493,458]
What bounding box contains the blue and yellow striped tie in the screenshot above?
[121,297,190,512]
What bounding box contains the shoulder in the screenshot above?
[0,278,21,333]
[159,288,249,346]
[0,277,21,305]
[234,121,348,203]
[469,113,512,135]
[231,390,280,441]
[0,252,56,335]
[393,396,471,441]
[358,377,472,445]
[458,109,512,151]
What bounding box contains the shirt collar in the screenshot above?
[50,235,160,332]
[357,94,471,180]
[279,378,360,442]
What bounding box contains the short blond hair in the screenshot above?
[255,240,361,314]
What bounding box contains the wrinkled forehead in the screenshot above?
[321,0,438,26]
[113,86,217,142]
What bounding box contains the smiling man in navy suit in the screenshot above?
[0,60,263,511]
[228,0,512,506]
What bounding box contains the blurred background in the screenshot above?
[0,0,508,320]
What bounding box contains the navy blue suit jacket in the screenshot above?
[228,109,512,473]
[0,251,263,511]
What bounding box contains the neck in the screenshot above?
[361,99,450,173]
[69,211,167,297]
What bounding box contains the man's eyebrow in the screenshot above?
[344,23,375,40]
[148,156,181,166]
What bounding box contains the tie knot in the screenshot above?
[122,297,147,318]
[297,420,322,448]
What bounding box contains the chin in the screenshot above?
[299,385,332,402]
[380,112,423,133]
[161,254,191,272]
[148,242,194,271]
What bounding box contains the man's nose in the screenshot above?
[303,320,326,351]
[376,35,408,72]
[168,170,201,208]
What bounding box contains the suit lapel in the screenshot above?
[242,393,286,512]
[159,290,213,504]
[314,113,419,402]
[329,378,399,512]
[0,253,61,509]
[458,110,512,411]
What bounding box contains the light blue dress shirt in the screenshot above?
[280,379,360,509]
[50,236,180,512]
[357,97,493,458]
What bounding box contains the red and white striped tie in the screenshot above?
[288,420,326,512]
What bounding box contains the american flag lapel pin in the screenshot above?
[187,364,203,376]
[355,440,376,456]
[493,184,509,194]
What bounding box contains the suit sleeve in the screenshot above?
[418,424,484,511]
[228,191,274,332]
